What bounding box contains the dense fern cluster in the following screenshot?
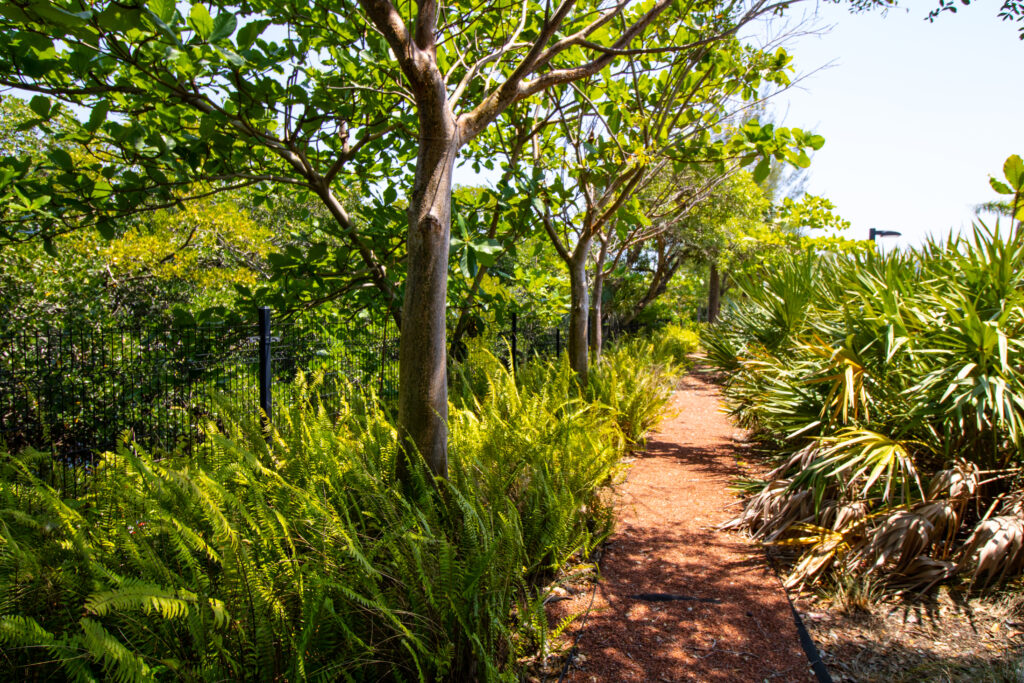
[0,345,679,681]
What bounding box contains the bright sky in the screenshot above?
[764,1,1024,249]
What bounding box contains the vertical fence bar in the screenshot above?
[258,307,272,424]
[555,328,561,357]
[379,316,387,397]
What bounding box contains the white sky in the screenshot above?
[764,1,1024,249]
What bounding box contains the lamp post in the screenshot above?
[869,228,901,242]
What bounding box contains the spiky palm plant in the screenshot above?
[709,212,1024,592]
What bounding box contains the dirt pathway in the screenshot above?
[549,370,815,682]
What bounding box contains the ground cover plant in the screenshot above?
[0,335,680,682]
[704,157,1024,594]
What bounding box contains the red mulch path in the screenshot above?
[548,369,815,682]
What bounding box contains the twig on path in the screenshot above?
[681,638,757,659]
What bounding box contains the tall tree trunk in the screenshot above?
[398,115,460,478]
[708,261,721,324]
[590,238,608,362]
[567,239,592,385]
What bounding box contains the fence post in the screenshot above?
[510,312,518,374]
[379,317,387,397]
[258,307,272,425]
[555,328,561,357]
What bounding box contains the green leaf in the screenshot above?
[215,46,245,67]
[1004,154,1023,191]
[209,13,237,43]
[47,148,73,171]
[236,19,270,49]
[85,101,109,133]
[28,95,50,118]
[91,179,112,199]
[188,3,213,41]
[148,0,175,24]
[42,237,58,258]
[990,178,1013,195]
[97,219,116,240]
[753,157,771,184]
[383,186,397,205]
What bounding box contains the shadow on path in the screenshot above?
[550,371,815,682]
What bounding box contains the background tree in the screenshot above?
[1,0,805,476]
[530,39,821,379]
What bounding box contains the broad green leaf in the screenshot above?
[148,0,175,24]
[209,13,237,43]
[753,157,771,184]
[96,219,117,240]
[85,100,109,133]
[1004,154,1023,190]
[188,3,213,41]
[236,19,270,48]
[47,148,73,171]
[91,179,113,198]
[28,95,50,118]
[990,177,1013,195]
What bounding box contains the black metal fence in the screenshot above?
[0,304,661,500]
[0,308,400,467]
[0,305,588,470]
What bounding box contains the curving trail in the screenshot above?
[549,369,815,682]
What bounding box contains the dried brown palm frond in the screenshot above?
[913,500,961,559]
[766,443,820,482]
[886,556,957,594]
[862,509,936,574]
[1000,489,1024,517]
[821,500,869,532]
[719,479,815,542]
[958,514,1024,586]
[928,459,980,502]
[774,523,852,589]
[773,511,881,589]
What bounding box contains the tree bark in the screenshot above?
[398,110,460,478]
[567,239,592,385]
[590,238,608,362]
[619,245,681,328]
[708,261,721,324]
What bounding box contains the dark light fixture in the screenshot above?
[869,228,902,242]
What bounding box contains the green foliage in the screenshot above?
[587,339,680,445]
[650,324,701,367]
[0,343,669,679]
[706,205,1024,590]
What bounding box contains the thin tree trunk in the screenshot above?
[398,118,460,478]
[708,262,721,324]
[619,254,681,328]
[590,238,608,361]
[567,240,591,385]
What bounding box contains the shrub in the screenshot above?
[650,323,701,367]
[588,340,679,446]
[708,222,1024,592]
[0,353,639,681]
